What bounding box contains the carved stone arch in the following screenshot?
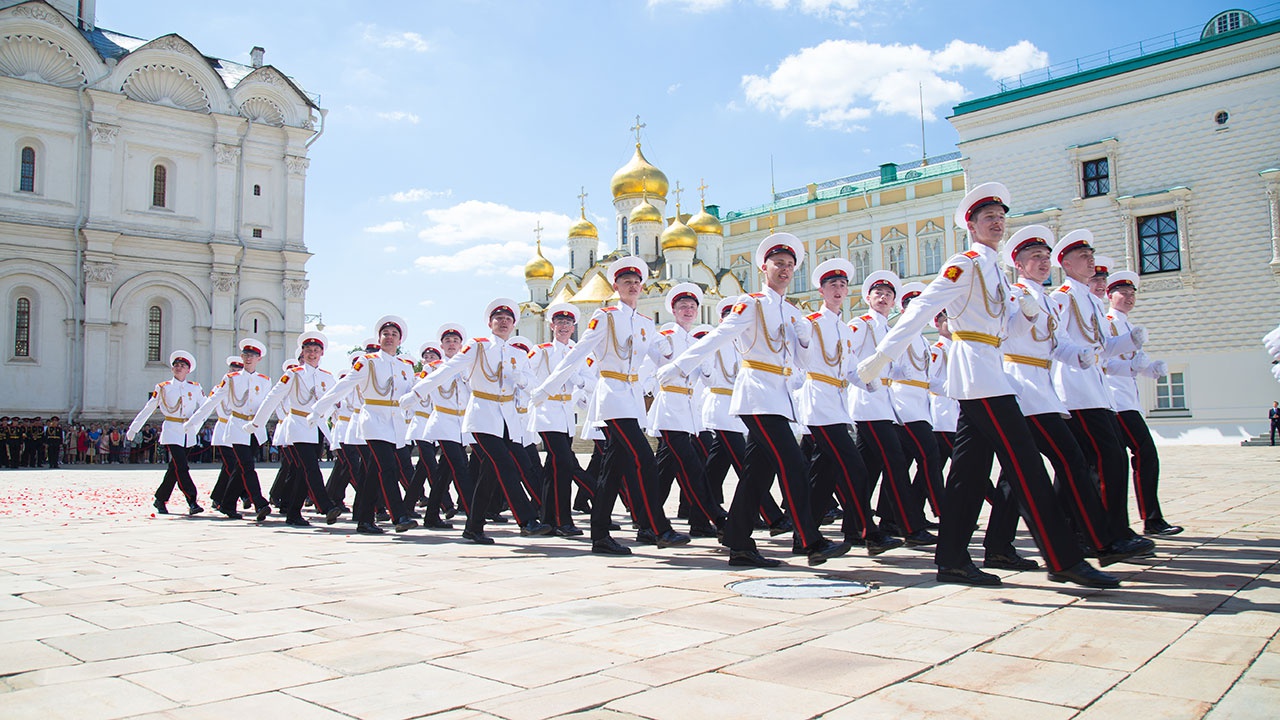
[0,33,85,86]
[0,257,75,308]
[238,95,285,126]
[109,271,211,326]
[120,63,211,112]
[233,66,313,127]
[0,1,108,81]
[235,297,284,331]
[112,34,235,114]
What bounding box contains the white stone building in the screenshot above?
[0,0,324,419]
[949,9,1280,440]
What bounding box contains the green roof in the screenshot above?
[952,18,1280,117]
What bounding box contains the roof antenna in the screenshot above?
[919,83,928,166]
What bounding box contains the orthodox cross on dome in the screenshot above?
[578,186,588,214]
[534,221,543,249]
[698,178,709,208]
[630,115,646,145]
[673,180,684,213]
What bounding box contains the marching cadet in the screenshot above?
[858,182,1120,588]
[126,350,206,515]
[986,225,1154,569]
[246,332,344,527]
[1088,255,1115,300]
[324,349,368,514]
[528,303,585,535]
[311,319,419,535]
[403,300,553,543]
[420,323,474,524]
[186,339,272,521]
[659,236,849,568]
[532,257,691,555]
[402,341,443,521]
[797,258,904,556]
[848,271,936,546]
[648,283,728,539]
[266,358,300,512]
[506,334,546,511]
[929,312,959,466]
[208,355,243,511]
[1104,271,1183,536]
[890,281,946,523]
[1050,232,1148,543]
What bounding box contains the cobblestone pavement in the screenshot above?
[0,445,1276,719]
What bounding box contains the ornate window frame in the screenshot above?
[1116,186,1194,291]
[1068,137,1119,207]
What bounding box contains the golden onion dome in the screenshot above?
[630,197,663,225]
[524,241,555,280]
[568,211,598,239]
[611,144,669,200]
[687,207,723,236]
[660,216,698,252]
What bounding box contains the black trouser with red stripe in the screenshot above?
[986,413,1117,555]
[707,429,786,526]
[657,430,726,530]
[268,447,295,507]
[211,446,231,505]
[217,443,267,512]
[935,431,955,468]
[355,440,409,525]
[284,442,336,519]
[809,424,875,541]
[940,396,1083,573]
[727,414,823,552]
[540,431,577,527]
[597,418,673,542]
[855,420,927,534]
[328,444,361,508]
[434,440,470,517]
[511,442,543,513]
[899,421,944,518]
[1116,410,1165,523]
[1067,408,1131,533]
[404,440,436,509]
[156,444,198,504]
[468,428,538,533]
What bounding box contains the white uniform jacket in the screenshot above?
[647,325,705,436]
[928,338,959,433]
[849,312,899,422]
[186,370,270,445]
[672,288,808,421]
[1003,280,1086,418]
[1050,278,1140,412]
[700,341,747,433]
[796,306,859,427]
[251,364,335,445]
[536,304,662,426]
[128,378,205,447]
[876,245,1019,400]
[313,351,417,445]
[528,340,579,435]
[888,332,934,425]
[405,337,528,438]
[1104,309,1162,414]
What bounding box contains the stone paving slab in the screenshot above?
[0,445,1277,718]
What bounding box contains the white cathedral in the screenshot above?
[517,132,746,343]
[0,0,323,419]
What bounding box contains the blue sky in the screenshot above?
[94,0,1242,371]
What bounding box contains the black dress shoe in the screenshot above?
[591,537,632,555]
[820,508,843,526]
[729,549,782,567]
[769,517,794,536]
[635,528,658,545]
[903,529,937,547]
[879,521,903,536]
[285,516,311,527]
[865,533,904,557]
[393,516,419,533]
[656,530,691,548]
[1049,561,1120,589]
[688,524,719,538]
[609,522,622,531]
[423,517,454,530]
[554,524,584,537]
[1144,519,1183,536]
[407,511,423,519]
[487,513,509,524]
[325,506,345,525]
[444,505,458,519]
[983,551,1040,571]
[356,522,385,535]
[375,510,391,522]
[807,539,852,566]
[462,529,495,545]
[521,520,554,537]
[923,520,941,530]
[187,504,204,516]
[152,498,169,515]
[937,563,1001,586]
[1098,536,1155,567]
[255,505,270,522]
[221,509,243,520]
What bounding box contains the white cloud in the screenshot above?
[648,0,731,12]
[376,110,420,124]
[386,188,452,203]
[417,200,574,248]
[419,299,435,308]
[653,0,869,23]
[364,220,410,233]
[742,38,1048,130]
[362,25,430,52]
[383,245,398,253]
[667,83,682,94]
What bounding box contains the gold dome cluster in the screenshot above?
[629,197,663,224]
[611,144,669,200]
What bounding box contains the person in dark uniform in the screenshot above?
[43,416,63,468]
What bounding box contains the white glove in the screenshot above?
[241,421,257,435]
[791,316,812,346]
[1273,363,1280,383]
[1130,351,1152,373]
[397,392,417,408]
[1077,348,1096,369]
[656,363,684,386]
[1017,292,1041,320]
[304,412,320,429]
[182,421,196,436]
[571,372,587,389]
[529,384,550,406]
[856,352,891,387]
[126,430,137,442]
[1264,325,1280,358]
[1129,325,1147,349]
[1146,360,1168,378]
[860,377,880,393]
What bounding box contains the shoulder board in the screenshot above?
[806,311,823,321]
[748,292,766,298]
[963,250,980,259]
[318,369,333,376]
[600,306,619,312]
[473,337,490,342]
[538,342,553,349]
[527,350,536,359]
[257,373,270,379]
[363,352,379,359]
[227,370,241,377]
[860,314,873,322]
[1055,285,1070,294]
[399,357,414,365]
[1014,282,1027,290]
[428,360,442,368]
[659,328,674,336]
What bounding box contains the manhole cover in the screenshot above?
[727,576,871,599]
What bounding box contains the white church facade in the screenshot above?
[0,0,324,419]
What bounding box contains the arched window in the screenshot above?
[620,218,628,251]
[19,147,35,193]
[852,250,871,284]
[887,244,907,277]
[923,238,944,276]
[14,297,31,357]
[152,165,168,208]
[252,184,261,196]
[146,305,162,362]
